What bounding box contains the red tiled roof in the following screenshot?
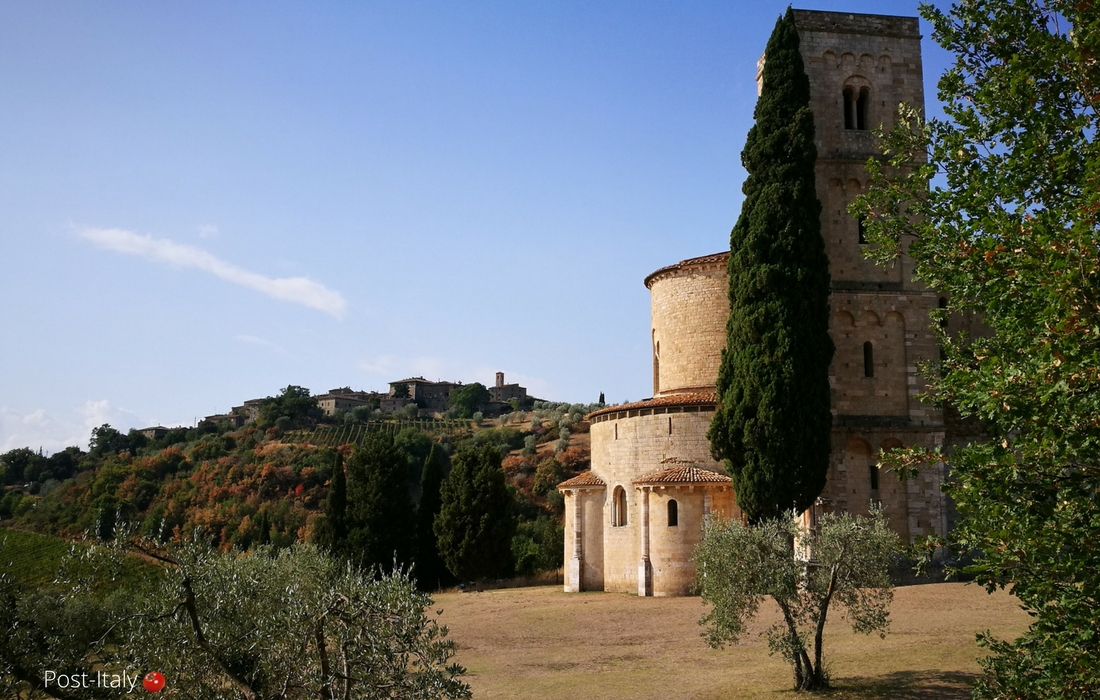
[634,465,732,485]
[586,392,718,420]
[644,251,730,288]
[557,471,606,489]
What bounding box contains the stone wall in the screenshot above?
[829,291,941,423]
[646,486,735,596]
[647,257,729,396]
[792,9,925,293]
[562,488,607,591]
[590,409,735,593]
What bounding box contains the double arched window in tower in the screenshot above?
[843,85,871,131]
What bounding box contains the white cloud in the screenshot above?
[197,224,219,239]
[0,400,145,452]
[78,227,348,318]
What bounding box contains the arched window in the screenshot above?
[863,341,874,378]
[613,486,627,527]
[870,463,880,491]
[857,87,870,130]
[843,85,871,130]
[667,499,678,527]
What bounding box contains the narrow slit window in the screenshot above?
[668,500,678,527]
[613,486,627,527]
[870,463,880,490]
[668,416,673,435]
[863,342,874,378]
[858,216,867,245]
[653,337,661,395]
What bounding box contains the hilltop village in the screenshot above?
[136,371,540,438]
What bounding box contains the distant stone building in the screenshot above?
[314,387,383,416]
[139,426,170,441]
[487,372,529,405]
[388,377,461,414]
[230,398,265,425]
[561,10,955,597]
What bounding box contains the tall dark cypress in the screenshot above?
[414,444,452,590]
[345,432,415,571]
[317,451,347,553]
[707,8,834,522]
[434,444,515,582]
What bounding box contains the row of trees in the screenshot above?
[314,432,540,589]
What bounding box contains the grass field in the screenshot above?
[0,527,153,591]
[434,583,1030,700]
[0,527,73,588]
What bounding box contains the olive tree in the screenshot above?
[695,508,898,691]
[1,541,470,700]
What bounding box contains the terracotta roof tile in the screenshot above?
[644,251,730,288]
[634,465,732,485]
[557,471,606,489]
[586,392,717,420]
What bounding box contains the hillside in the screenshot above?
[0,401,597,581]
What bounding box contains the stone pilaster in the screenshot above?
[638,487,652,597]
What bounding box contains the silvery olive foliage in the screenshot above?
[2,541,469,700]
[695,508,898,691]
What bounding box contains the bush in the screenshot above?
[532,459,566,496]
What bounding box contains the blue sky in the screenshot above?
[0,1,952,451]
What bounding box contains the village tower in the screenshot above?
[560,10,951,596]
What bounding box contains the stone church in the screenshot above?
[559,9,975,596]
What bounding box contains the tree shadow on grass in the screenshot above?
[819,670,979,700]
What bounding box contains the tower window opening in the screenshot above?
[863,342,874,378]
[612,486,628,527]
[858,216,867,244]
[870,463,880,491]
[668,416,673,435]
[653,336,661,395]
[668,499,678,527]
[857,87,870,130]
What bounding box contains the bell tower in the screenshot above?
[789,10,947,537]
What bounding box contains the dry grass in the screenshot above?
[433,582,1030,699]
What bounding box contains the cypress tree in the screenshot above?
[316,451,347,553]
[434,444,515,583]
[345,432,415,571]
[414,443,452,590]
[707,8,834,522]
